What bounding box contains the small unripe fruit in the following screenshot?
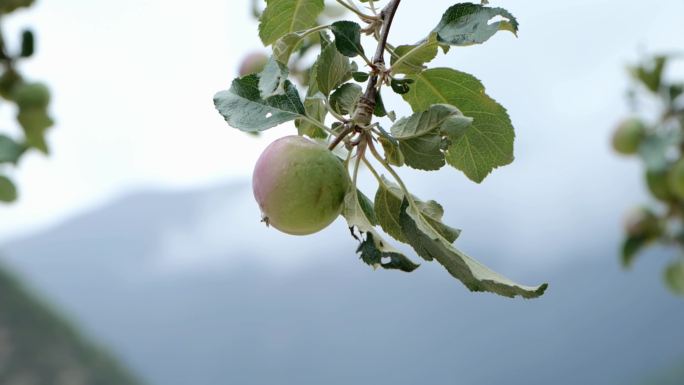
[252,135,350,235]
[612,118,646,155]
[238,52,268,77]
[668,158,684,200]
[646,169,672,201]
[624,206,661,238]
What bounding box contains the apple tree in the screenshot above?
[0,0,54,203]
[612,54,684,295]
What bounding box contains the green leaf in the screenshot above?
[315,42,352,96]
[18,107,52,153]
[669,83,684,101]
[357,189,378,226]
[638,130,680,172]
[273,30,325,65]
[357,232,419,272]
[432,3,518,46]
[0,68,21,100]
[391,33,440,75]
[214,74,305,132]
[375,178,460,244]
[377,127,404,166]
[375,181,409,243]
[399,135,444,171]
[273,32,307,64]
[0,175,18,203]
[390,78,414,95]
[298,96,328,138]
[664,260,684,296]
[342,188,419,273]
[258,0,325,46]
[329,83,362,116]
[631,56,667,94]
[295,64,328,138]
[390,104,471,171]
[258,56,290,98]
[0,135,25,164]
[373,91,394,121]
[330,21,364,58]
[20,29,34,58]
[399,199,547,298]
[390,104,465,138]
[621,235,649,268]
[352,71,370,82]
[14,82,50,109]
[404,68,514,182]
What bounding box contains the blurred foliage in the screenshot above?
[612,54,684,295]
[0,3,141,383]
[0,264,144,385]
[0,0,54,203]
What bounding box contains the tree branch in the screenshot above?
[351,0,401,127]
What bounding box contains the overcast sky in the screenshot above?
[1,0,684,243]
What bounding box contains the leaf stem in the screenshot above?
[389,39,431,73]
[323,98,347,122]
[359,51,374,68]
[366,0,378,15]
[352,139,367,187]
[329,124,353,150]
[336,0,377,22]
[362,156,383,185]
[344,143,354,167]
[367,136,417,208]
[301,116,335,136]
[303,24,332,38]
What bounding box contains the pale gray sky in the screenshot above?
[1,0,683,244]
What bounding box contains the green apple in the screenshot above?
[612,118,646,155]
[252,135,350,235]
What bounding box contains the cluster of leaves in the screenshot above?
[613,54,684,295]
[0,0,54,203]
[215,0,547,298]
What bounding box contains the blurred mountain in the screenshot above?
[641,363,684,385]
[0,264,143,385]
[1,181,683,385]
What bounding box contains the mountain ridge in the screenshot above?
[1,183,682,385]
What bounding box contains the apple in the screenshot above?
[252,135,350,235]
[612,118,646,155]
[238,52,268,77]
